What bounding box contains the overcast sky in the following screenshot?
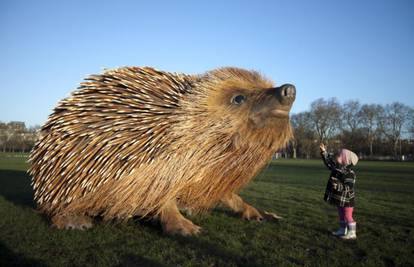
[1,0,413,126]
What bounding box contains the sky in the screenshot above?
[1,0,413,126]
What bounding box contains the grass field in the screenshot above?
[0,153,413,267]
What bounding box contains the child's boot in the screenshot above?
[332,220,347,236]
[341,222,357,240]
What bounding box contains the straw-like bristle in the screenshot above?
[28,66,293,219]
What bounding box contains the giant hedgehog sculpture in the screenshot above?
[29,67,296,235]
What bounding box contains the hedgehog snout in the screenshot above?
[274,84,296,106]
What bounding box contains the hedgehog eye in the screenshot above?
[231,95,246,105]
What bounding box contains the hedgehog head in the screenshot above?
[188,67,296,145]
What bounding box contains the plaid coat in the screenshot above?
[321,151,356,207]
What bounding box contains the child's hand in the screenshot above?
[332,182,338,190]
[319,143,326,152]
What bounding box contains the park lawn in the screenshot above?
[0,153,413,267]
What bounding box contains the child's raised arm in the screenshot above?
[320,143,337,171]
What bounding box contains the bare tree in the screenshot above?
[0,122,7,152]
[0,121,40,153]
[342,100,362,133]
[8,122,26,152]
[359,104,384,157]
[410,108,414,139]
[382,102,411,159]
[341,100,363,150]
[291,112,315,158]
[25,125,41,152]
[310,98,342,143]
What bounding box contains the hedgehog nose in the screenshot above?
[276,84,296,105]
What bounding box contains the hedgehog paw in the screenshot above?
[241,204,264,222]
[51,214,94,230]
[159,200,202,236]
[162,217,202,236]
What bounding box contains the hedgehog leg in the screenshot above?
[159,200,201,236]
[220,193,264,221]
[51,213,94,230]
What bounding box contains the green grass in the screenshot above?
[0,153,413,267]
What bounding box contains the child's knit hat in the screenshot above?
[339,149,359,166]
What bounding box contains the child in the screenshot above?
[320,143,358,240]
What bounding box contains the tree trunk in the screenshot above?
[369,141,373,157]
[393,140,399,160]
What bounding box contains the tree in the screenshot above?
[342,100,362,133]
[5,122,26,153]
[291,112,315,158]
[25,125,41,152]
[0,122,7,152]
[382,102,411,159]
[341,100,362,150]
[409,108,414,139]
[310,98,342,143]
[359,104,384,157]
[0,121,39,153]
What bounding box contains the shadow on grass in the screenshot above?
[136,211,260,266]
[0,242,46,267]
[0,169,35,208]
[169,234,258,266]
[115,253,168,267]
